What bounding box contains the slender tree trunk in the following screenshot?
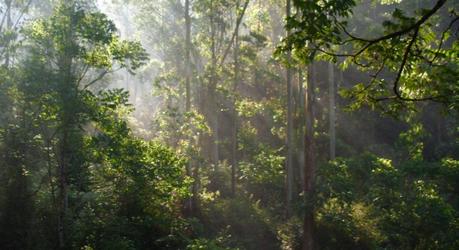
[285,0,294,217]
[45,136,57,210]
[185,0,191,113]
[5,0,12,67]
[57,57,74,250]
[328,63,336,160]
[298,69,305,191]
[231,0,240,196]
[184,0,195,215]
[210,0,219,167]
[294,4,305,192]
[57,130,69,249]
[303,62,316,250]
[191,162,200,217]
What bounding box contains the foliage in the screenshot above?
[1,0,459,249]
[315,151,459,249]
[281,0,459,112]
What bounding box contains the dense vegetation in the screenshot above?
[0,0,458,249]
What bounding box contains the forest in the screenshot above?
[0,0,458,249]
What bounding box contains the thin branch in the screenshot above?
[0,2,11,31]
[310,42,353,57]
[392,27,437,101]
[426,15,459,65]
[82,70,110,90]
[218,0,250,68]
[325,0,448,59]
[13,0,33,30]
[340,0,447,44]
[76,64,90,87]
[349,56,388,101]
[374,26,441,102]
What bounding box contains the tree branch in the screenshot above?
[318,0,450,103]
[426,14,459,65]
[83,70,110,90]
[13,0,33,30]
[392,26,419,100]
[218,0,250,68]
[339,0,447,44]
[373,27,444,102]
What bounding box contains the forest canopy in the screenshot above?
[0,0,458,249]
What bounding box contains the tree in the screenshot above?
[328,63,336,160]
[0,1,45,248]
[229,0,250,197]
[22,1,146,247]
[285,0,294,217]
[303,61,316,250]
[184,0,195,216]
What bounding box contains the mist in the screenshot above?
[0,0,458,249]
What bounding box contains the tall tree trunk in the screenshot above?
[5,0,12,67]
[303,62,316,250]
[295,4,305,192]
[57,129,69,249]
[285,0,294,217]
[184,0,195,215]
[57,57,74,250]
[231,0,240,196]
[328,63,336,160]
[210,0,219,166]
[185,0,191,113]
[298,69,305,191]
[57,3,76,246]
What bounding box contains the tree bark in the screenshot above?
[184,0,195,215]
[230,1,240,196]
[210,0,219,167]
[57,130,69,249]
[303,62,316,250]
[4,0,12,67]
[298,69,305,191]
[185,0,191,112]
[57,3,76,246]
[328,63,336,160]
[286,0,294,217]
